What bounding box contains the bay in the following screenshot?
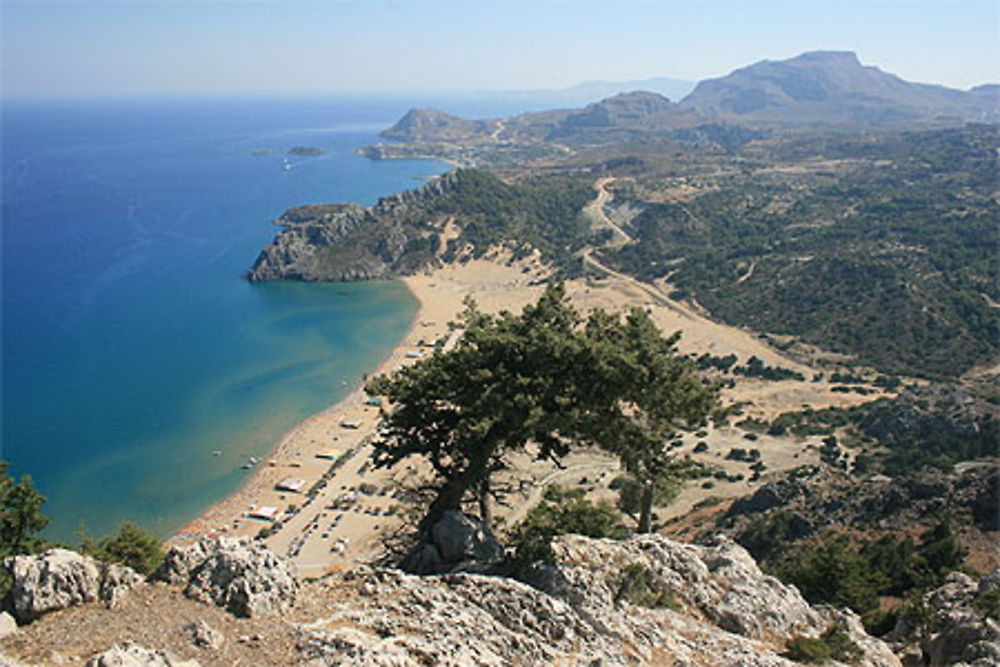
[1,95,452,541]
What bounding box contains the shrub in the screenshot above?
[505,486,628,575]
[613,563,680,609]
[786,624,862,663]
[82,522,163,575]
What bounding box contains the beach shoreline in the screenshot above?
[170,252,889,577]
[167,278,433,546]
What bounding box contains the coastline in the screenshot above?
[167,279,433,546]
[171,251,888,576]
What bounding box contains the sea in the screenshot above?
[1,93,534,542]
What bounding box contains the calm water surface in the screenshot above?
[1,96,452,540]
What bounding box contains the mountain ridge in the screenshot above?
[380,51,998,144]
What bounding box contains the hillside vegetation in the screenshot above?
[603,125,999,377]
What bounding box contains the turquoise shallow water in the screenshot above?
[1,96,450,541]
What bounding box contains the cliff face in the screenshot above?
[1,533,907,666]
[247,172,459,283]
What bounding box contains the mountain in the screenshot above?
[679,51,998,126]
[380,108,493,142]
[380,91,709,146]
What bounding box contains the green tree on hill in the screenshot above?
[366,284,597,537]
[367,284,718,542]
[584,308,719,532]
[0,461,49,558]
[82,521,164,575]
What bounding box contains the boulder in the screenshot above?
[84,643,199,667]
[403,511,504,574]
[298,533,900,665]
[918,571,1000,667]
[185,619,224,650]
[154,537,297,617]
[431,511,503,564]
[5,549,141,624]
[0,611,17,639]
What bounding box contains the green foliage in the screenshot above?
[429,169,594,273]
[777,533,886,613]
[0,461,49,558]
[604,125,999,377]
[775,523,966,615]
[369,284,717,540]
[0,462,50,598]
[584,307,719,531]
[613,562,680,609]
[786,624,863,664]
[367,283,595,535]
[81,522,164,575]
[733,356,805,381]
[505,486,627,575]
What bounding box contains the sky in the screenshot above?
[2,0,998,99]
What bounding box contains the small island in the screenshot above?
[287,146,326,156]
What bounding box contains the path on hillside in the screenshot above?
[503,461,619,528]
[583,177,632,247]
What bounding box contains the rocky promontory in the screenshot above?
[247,171,462,283]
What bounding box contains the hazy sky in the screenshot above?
[3,0,998,99]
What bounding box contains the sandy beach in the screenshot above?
[170,249,887,577]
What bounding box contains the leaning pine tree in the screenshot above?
[366,284,598,539]
[366,283,719,550]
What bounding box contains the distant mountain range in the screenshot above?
[380,51,998,145]
[680,50,998,126]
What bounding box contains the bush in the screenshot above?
[505,486,628,576]
[785,636,831,663]
[786,624,862,663]
[82,522,163,575]
[613,563,680,609]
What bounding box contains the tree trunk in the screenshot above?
[638,478,655,533]
[419,474,472,538]
[478,476,493,532]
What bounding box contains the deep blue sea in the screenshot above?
[1,95,481,541]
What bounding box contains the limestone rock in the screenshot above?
[5,549,141,624]
[916,571,1000,667]
[185,619,224,650]
[0,611,17,639]
[84,643,199,667]
[154,537,297,617]
[297,533,898,666]
[430,511,503,565]
[403,511,503,574]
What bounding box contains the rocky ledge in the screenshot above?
[0,531,930,666]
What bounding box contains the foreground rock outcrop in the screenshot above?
[2,534,903,665]
[152,537,298,618]
[4,549,142,624]
[890,570,1000,667]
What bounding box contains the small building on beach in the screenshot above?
[276,477,306,493]
[340,419,362,429]
[248,505,280,521]
[316,449,342,460]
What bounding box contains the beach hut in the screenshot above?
[248,506,280,521]
[340,419,362,429]
[316,449,342,460]
[276,477,306,493]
